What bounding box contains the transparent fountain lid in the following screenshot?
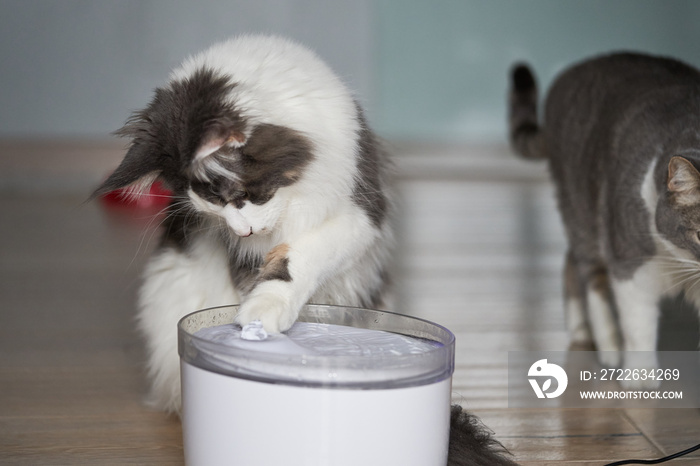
[178,304,455,389]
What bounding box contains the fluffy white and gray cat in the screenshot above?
[94,35,395,412]
[95,35,517,465]
[510,52,700,380]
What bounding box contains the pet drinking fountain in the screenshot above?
[178,304,455,466]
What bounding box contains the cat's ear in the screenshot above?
[667,156,700,204]
[90,142,161,200]
[194,121,246,162]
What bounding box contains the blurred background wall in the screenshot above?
[1,0,699,143]
[0,0,374,139]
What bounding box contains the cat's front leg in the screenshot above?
[236,213,377,333]
[611,264,661,389]
[236,243,300,333]
[564,251,595,350]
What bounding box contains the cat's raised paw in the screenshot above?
[241,320,269,341]
[236,282,299,334]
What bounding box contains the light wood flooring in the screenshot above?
[0,141,698,464]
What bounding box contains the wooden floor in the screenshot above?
[0,141,698,465]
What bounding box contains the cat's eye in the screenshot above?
[695,231,700,243]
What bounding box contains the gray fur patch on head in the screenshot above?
[190,151,241,184]
[236,124,315,206]
[188,123,314,210]
[99,67,247,198]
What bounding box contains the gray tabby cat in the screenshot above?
[509,52,700,381]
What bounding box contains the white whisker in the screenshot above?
[684,272,700,296]
[129,200,192,269]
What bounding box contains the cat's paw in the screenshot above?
[236,281,299,333]
[596,350,622,368]
[568,323,595,351]
[619,353,660,390]
[620,373,661,390]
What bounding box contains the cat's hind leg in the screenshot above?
[580,262,623,367]
[564,250,595,350]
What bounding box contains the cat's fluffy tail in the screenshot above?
[508,63,546,160]
[448,405,519,465]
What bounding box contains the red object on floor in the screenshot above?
[99,181,172,209]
